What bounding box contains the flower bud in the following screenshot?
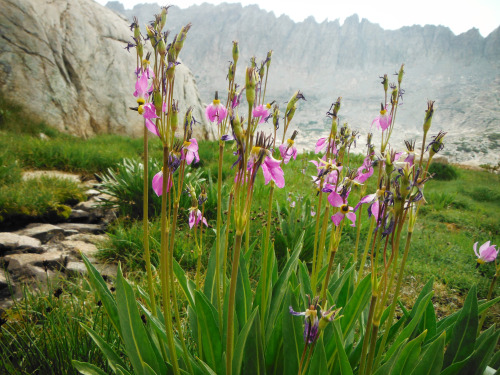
[266,50,273,69]
[286,90,306,115]
[398,64,405,85]
[153,90,163,115]
[286,103,297,123]
[183,106,194,139]
[174,23,191,56]
[391,87,398,105]
[170,101,179,133]
[245,67,258,105]
[428,131,446,159]
[232,41,239,64]
[227,61,235,82]
[133,19,141,40]
[157,39,166,56]
[423,100,435,134]
[137,42,144,59]
[160,6,168,31]
[380,74,388,92]
[385,152,394,175]
[145,25,155,40]
[230,112,244,142]
[272,104,280,130]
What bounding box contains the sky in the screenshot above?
[97,0,500,37]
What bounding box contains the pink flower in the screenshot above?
[372,106,392,131]
[140,103,160,138]
[328,188,356,227]
[279,140,298,164]
[181,138,199,165]
[252,104,270,124]
[474,241,498,264]
[135,65,155,79]
[133,73,149,104]
[247,147,285,188]
[205,99,228,125]
[188,207,208,229]
[315,137,336,154]
[152,169,173,197]
[355,156,374,184]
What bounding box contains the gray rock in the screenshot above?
[15,224,65,243]
[68,209,91,221]
[74,200,104,213]
[21,171,81,183]
[85,189,101,197]
[0,0,212,140]
[58,223,105,234]
[0,233,43,254]
[4,251,67,273]
[65,261,88,277]
[61,240,98,258]
[66,233,108,244]
[94,263,118,279]
[0,269,11,298]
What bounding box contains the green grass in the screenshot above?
[0,277,124,375]
[0,176,86,228]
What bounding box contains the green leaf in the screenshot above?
[390,330,427,375]
[410,332,446,375]
[340,273,372,338]
[72,360,109,375]
[385,291,434,360]
[307,335,328,375]
[174,259,196,308]
[265,231,304,343]
[81,324,127,373]
[443,285,478,368]
[195,290,222,374]
[456,329,500,375]
[115,265,163,375]
[282,287,304,374]
[82,254,121,336]
[232,309,265,375]
[298,261,313,303]
[332,321,354,375]
[264,311,283,370]
[235,252,252,329]
[373,340,406,375]
[196,358,219,375]
[203,229,224,306]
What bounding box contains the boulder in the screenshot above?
[15,223,65,243]
[57,223,105,235]
[0,233,43,254]
[0,0,212,140]
[4,251,67,273]
[61,240,98,258]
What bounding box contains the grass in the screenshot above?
[0,276,124,375]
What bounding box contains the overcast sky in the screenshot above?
[97,0,500,37]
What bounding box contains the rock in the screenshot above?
[66,233,108,244]
[21,171,81,183]
[0,269,11,298]
[0,233,43,254]
[81,179,99,189]
[57,223,105,234]
[4,251,68,273]
[65,261,88,277]
[0,0,212,140]
[15,223,65,243]
[94,263,118,279]
[68,209,91,221]
[61,240,98,258]
[85,189,101,197]
[74,200,104,212]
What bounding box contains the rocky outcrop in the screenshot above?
[107,1,500,165]
[0,0,212,140]
[0,174,117,309]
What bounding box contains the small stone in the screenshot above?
[15,223,65,243]
[94,263,117,279]
[62,240,98,258]
[81,179,99,189]
[74,200,103,212]
[65,261,88,277]
[85,189,101,197]
[94,193,117,202]
[69,209,91,221]
[65,233,108,244]
[0,269,11,297]
[57,223,105,234]
[4,251,67,272]
[0,233,43,254]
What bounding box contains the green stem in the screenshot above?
[226,231,244,375]
[143,125,157,316]
[365,321,380,375]
[297,341,309,375]
[261,183,275,331]
[353,208,363,266]
[357,217,375,286]
[300,342,316,375]
[223,191,234,295]
[478,273,497,332]
[160,149,180,375]
[215,142,224,325]
[311,191,324,290]
[314,206,330,291]
[358,294,378,375]
[373,231,413,370]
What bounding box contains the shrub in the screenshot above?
[428,162,458,180]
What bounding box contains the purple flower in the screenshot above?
[247,147,285,188]
[474,241,498,265]
[188,207,208,229]
[181,138,200,165]
[252,104,270,124]
[152,169,173,197]
[329,187,356,227]
[133,73,149,104]
[205,99,228,125]
[289,305,319,344]
[279,139,298,164]
[372,105,392,131]
[141,103,160,138]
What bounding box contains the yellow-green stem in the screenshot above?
[310,191,324,289]
[223,191,234,294]
[261,183,275,331]
[358,294,378,375]
[478,273,497,333]
[365,321,380,375]
[215,141,225,325]
[357,217,376,286]
[226,231,244,375]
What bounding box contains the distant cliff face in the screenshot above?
[0,0,211,140]
[107,1,500,164]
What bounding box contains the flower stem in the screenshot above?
[223,190,234,295]
[365,320,380,375]
[215,141,225,325]
[143,125,157,316]
[226,230,244,375]
[357,216,375,286]
[311,190,324,289]
[261,183,275,331]
[478,272,497,333]
[358,294,378,375]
